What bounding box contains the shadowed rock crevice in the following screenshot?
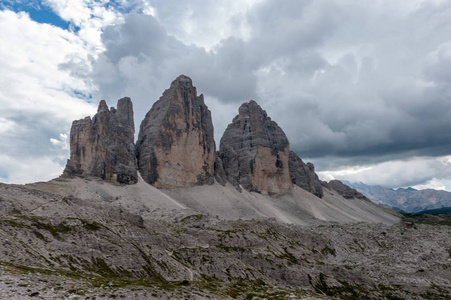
[63,97,137,184]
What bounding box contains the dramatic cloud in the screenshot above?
[0,10,95,183]
[318,156,451,190]
[1,0,451,190]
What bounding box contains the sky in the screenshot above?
[1,0,451,191]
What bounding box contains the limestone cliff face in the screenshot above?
[219,100,292,194]
[136,75,216,188]
[63,98,137,184]
[289,151,324,198]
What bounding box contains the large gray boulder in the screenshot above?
[219,100,292,195]
[135,75,216,188]
[63,97,137,184]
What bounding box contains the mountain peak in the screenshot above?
[237,100,270,120]
[173,74,193,86]
[219,100,292,194]
[64,98,137,184]
[97,100,109,113]
[136,75,215,188]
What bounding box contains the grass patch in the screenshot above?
[310,273,371,300]
[402,213,451,226]
[321,245,336,256]
[275,247,298,264]
[215,244,248,252]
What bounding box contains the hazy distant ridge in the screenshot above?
[344,181,451,213]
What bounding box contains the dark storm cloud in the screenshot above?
[88,0,451,189]
[91,13,260,127]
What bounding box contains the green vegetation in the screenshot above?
[402,212,451,226]
[321,245,336,256]
[82,220,103,231]
[1,216,72,238]
[417,207,451,215]
[32,220,72,237]
[214,244,248,252]
[311,273,371,300]
[0,261,325,299]
[275,247,299,265]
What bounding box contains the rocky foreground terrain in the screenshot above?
[1,75,450,299]
[0,178,450,300]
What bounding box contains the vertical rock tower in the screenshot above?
[219,100,292,194]
[63,97,137,184]
[288,151,324,198]
[136,75,216,188]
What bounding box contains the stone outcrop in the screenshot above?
[326,180,368,200]
[61,75,370,198]
[219,100,292,194]
[135,75,216,188]
[63,98,137,184]
[289,151,324,198]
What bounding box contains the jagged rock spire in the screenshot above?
[219,100,292,195]
[135,75,216,188]
[288,151,324,198]
[63,97,137,184]
[62,75,365,200]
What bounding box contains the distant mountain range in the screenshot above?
[343,181,451,213]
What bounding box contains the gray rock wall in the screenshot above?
[289,151,324,198]
[63,97,137,184]
[219,100,292,194]
[135,75,216,188]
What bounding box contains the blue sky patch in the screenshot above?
[3,0,74,31]
[72,89,93,101]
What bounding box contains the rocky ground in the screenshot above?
[0,180,450,299]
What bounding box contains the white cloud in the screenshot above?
[412,179,448,191]
[50,133,69,150]
[2,0,451,191]
[318,155,451,189]
[44,0,124,52]
[147,0,260,50]
[0,117,15,134]
[0,154,65,184]
[0,10,96,183]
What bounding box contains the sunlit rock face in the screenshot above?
[136,75,216,188]
[219,100,292,195]
[63,97,137,184]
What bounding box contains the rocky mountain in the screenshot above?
[136,75,216,188]
[219,100,292,195]
[288,151,324,198]
[63,97,137,184]
[344,181,451,213]
[326,180,368,200]
[3,75,449,299]
[62,75,367,202]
